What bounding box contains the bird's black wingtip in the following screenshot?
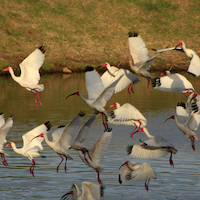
[118,174,122,184]
[100,184,105,197]
[128,31,138,37]
[85,66,94,72]
[44,121,51,131]
[78,110,85,117]
[57,124,66,128]
[126,145,133,155]
[38,45,45,54]
[0,112,4,115]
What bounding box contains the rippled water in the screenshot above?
[0,72,200,200]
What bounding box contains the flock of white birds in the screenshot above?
[1,32,200,199]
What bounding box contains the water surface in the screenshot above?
[0,72,200,200]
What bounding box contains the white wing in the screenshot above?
[155,73,194,93]
[128,34,149,65]
[23,121,50,152]
[58,112,85,150]
[93,75,123,108]
[52,126,65,142]
[19,46,45,85]
[130,162,156,182]
[0,113,5,128]
[128,143,169,160]
[73,113,99,143]
[85,68,104,100]
[187,52,200,77]
[90,129,112,164]
[108,103,147,126]
[0,116,13,149]
[81,182,102,200]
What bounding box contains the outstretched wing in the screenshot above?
[19,46,45,85]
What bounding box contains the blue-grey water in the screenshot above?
[0,72,200,200]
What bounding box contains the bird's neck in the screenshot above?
[10,142,23,155]
[143,128,153,138]
[8,68,19,82]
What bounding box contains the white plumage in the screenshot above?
[152,70,195,93]
[107,102,147,137]
[78,128,112,184]
[128,32,161,92]
[165,101,200,150]
[3,46,45,109]
[35,111,85,172]
[6,121,51,176]
[119,161,156,191]
[66,66,123,129]
[0,113,13,166]
[127,127,177,166]
[100,62,140,94]
[61,181,104,200]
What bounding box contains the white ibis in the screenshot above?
[33,111,85,173]
[126,32,161,92]
[71,112,99,163]
[152,42,200,77]
[78,127,112,184]
[100,62,140,94]
[176,41,200,77]
[66,66,123,129]
[152,70,195,93]
[127,127,177,167]
[6,121,51,176]
[119,161,156,191]
[165,102,200,151]
[107,102,147,138]
[0,113,13,166]
[3,46,45,109]
[61,181,104,200]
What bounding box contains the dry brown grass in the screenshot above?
[0,0,199,73]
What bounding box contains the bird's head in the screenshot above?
[6,142,12,147]
[30,133,44,142]
[3,67,10,72]
[160,71,167,76]
[185,89,194,98]
[109,102,117,108]
[65,92,80,100]
[119,161,129,169]
[61,190,74,200]
[177,42,183,47]
[164,115,175,123]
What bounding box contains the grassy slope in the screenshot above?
[0,0,200,73]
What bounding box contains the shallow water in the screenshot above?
[0,72,200,200]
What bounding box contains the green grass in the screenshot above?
[0,0,199,72]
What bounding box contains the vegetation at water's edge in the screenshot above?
[0,0,199,73]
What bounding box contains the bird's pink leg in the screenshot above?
[0,153,8,166]
[127,84,131,94]
[101,113,108,129]
[147,78,151,93]
[189,136,195,151]
[36,90,42,107]
[137,120,143,135]
[145,179,150,191]
[64,156,68,172]
[95,168,102,185]
[167,149,174,167]
[130,124,138,138]
[30,159,35,177]
[83,148,92,162]
[57,155,64,173]
[130,83,134,93]
[31,90,38,109]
